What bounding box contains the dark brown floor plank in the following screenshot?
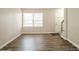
[1,34,79,51]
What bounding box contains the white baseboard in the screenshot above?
[0,34,21,49]
[60,35,79,49]
[60,35,67,40]
[66,39,79,49]
[22,32,56,34]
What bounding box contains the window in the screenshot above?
[23,13,43,27]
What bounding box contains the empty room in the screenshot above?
[0,8,79,51]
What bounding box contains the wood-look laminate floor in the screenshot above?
[1,34,79,51]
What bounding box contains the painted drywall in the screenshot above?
[0,8,22,48]
[54,8,67,40]
[54,8,64,33]
[60,9,67,39]
[22,8,55,33]
[67,8,79,47]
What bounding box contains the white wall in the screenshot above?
[54,8,67,40]
[0,8,22,48]
[22,8,55,33]
[54,8,64,33]
[60,9,67,39]
[67,8,79,48]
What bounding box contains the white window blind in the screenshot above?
[23,13,33,27]
[23,13,43,27]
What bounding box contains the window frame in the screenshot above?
[23,13,43,27]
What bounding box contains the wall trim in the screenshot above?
[60,34,67,40]
[60,35,79,49]
[22,32,56,34]
[66,38,79,49]
[0,34,21,49]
